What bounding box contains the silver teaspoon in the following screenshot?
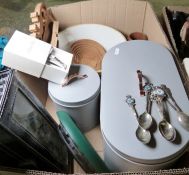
[139,84,153,129]
[161,84,189,131]
[126,95,151,144]
[150,86,176,141]
[156,101,176,141]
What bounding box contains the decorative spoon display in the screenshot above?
[126,95,151,144]
[127,69,188,144]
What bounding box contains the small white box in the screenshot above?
[2,30,73,84]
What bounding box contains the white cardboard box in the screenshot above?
[3,30,73,84]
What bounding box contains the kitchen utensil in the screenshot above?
[161,84,189,131]
[135,126,151,144]
[151,87,176,141]
[139,83,153,129]
[156,101,176,141]
[126,95,151,144]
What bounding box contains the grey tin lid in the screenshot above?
[100,41,189,165]
[48,64,100,107]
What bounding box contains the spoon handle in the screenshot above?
[166,99,178,111]
[146,92,152,114]
[130,105,139,120]
[168,95,182,112]
[161,85,182,111]
[156,101,166,121]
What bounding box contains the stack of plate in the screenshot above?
[58,24,127,72]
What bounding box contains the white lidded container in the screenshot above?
[100,41,189,171]
[48,64,100,132]
[3,30,73,84]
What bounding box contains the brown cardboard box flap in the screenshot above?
[49,0,170,49]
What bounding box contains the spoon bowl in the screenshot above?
[136,126,151,144]
[150,86,177,142]
[138,112,153,129]
[177,111,189,131]
[156,101,177,142]
[126,95,151,144]
[159,120,176,141]
[161,84,189,131]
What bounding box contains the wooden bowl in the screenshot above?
[71,39,106,73]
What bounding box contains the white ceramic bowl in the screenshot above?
[58,24,127,52]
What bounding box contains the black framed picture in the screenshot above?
[0,68,73,173]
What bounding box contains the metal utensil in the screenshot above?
[161,84,189,131]
[126,95,151,144]
[135,126,151,144]
[139,84,153,129]
[156,101,176,141]
[48,47,67,70]
[150,86,176,141]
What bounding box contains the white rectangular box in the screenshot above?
[2,30,73,84]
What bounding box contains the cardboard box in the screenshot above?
[15,0,189,173]
[25,0,172,104]
[162,6,189,97]
[3,30,73,84]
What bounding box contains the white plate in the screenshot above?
[58,24,127,52]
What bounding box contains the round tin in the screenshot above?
[48,64,100,132]
[100,41,189,171]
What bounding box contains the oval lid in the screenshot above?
[48,64,100,107]
[100,41,189,165]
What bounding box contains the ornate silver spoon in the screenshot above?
[126,95,151,144]
[139,83,153,129]
[150,87,176,141]
[161,84,189,131]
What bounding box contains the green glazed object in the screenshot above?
[57,111,110,173]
